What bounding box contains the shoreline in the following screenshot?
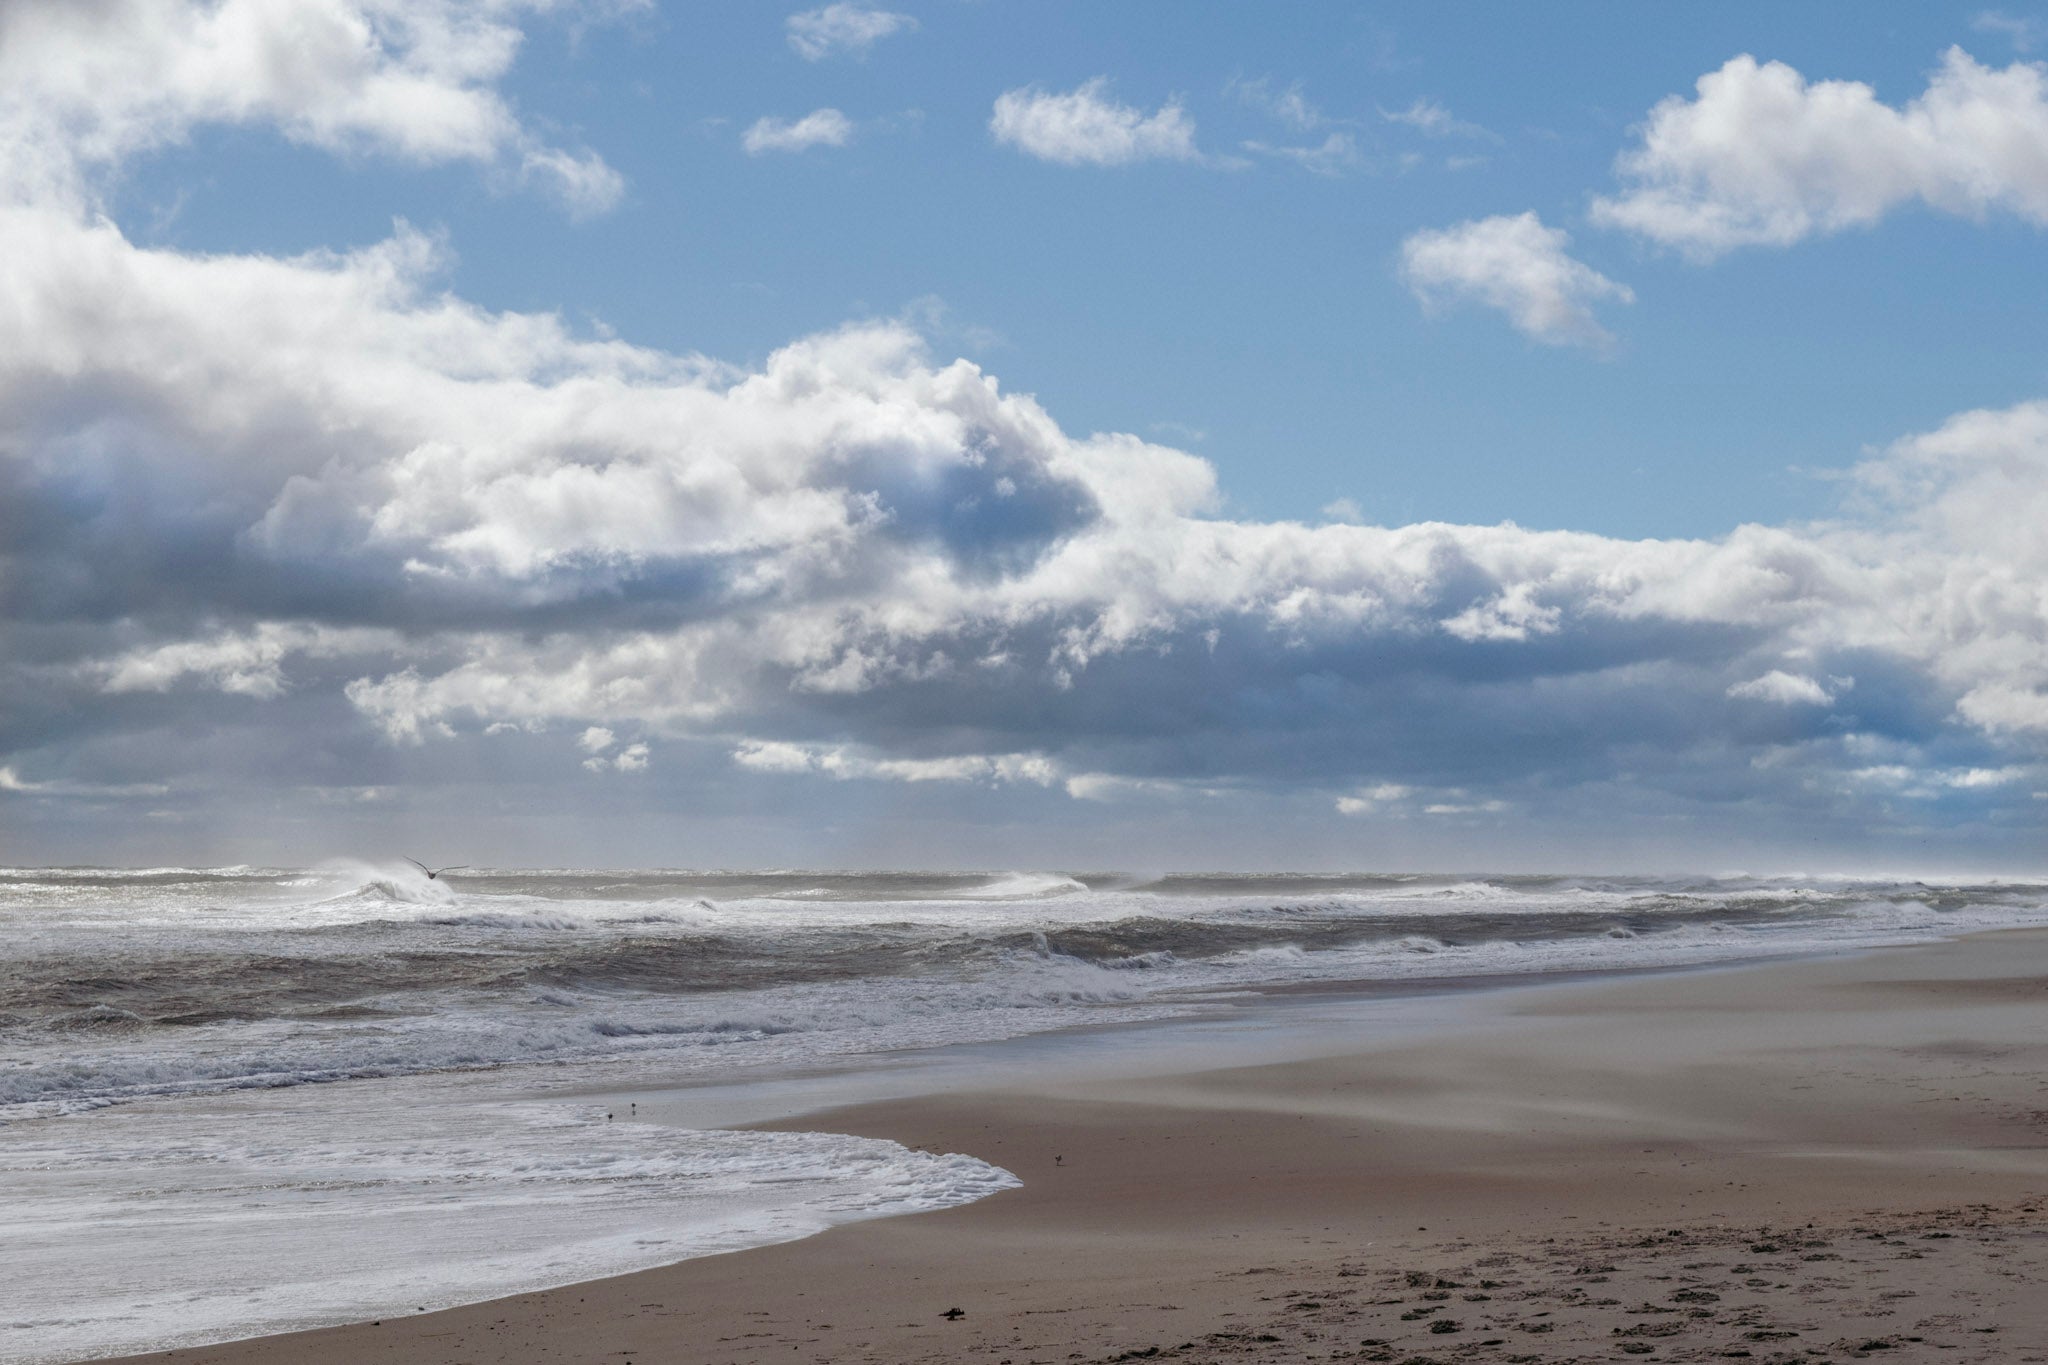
[573,937,1964,1133]
[93,928,2048,1364]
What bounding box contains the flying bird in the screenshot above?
[404,858,469,880]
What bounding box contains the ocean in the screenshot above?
[2,865,2041,1362]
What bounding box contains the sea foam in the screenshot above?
[0,1076,1017,1365]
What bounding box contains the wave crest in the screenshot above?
[960,872,1090,900]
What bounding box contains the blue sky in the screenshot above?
[3,1,2046,869]
[111,2,2048,537]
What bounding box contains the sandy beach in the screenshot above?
[100,930,2048,1365]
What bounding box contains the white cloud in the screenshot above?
[1338,786,1506,818]
[1063,773,1216,802]
[0,0,630,214]
[0,766,170,799]
[1946,765,2030,787]
[1727,670,1839,705]
[734,741,1058,787]
[1955,684,2048,734]
[515,144,627,220]
[1245,131,1361,177]
[94,624,397,698]
[580,731,644,772]
[990,79,1199,167]
[1593,48,2048,258]
[785,4,915,61]
[1381,98,1495,141]
[1320,497,1366,524]
[1400,212,1635,348]
[1335,783,1410,815]
[1973,11,2046,54]
[1440,583,1562,642]
[727,740,817,775]
[743,108,853,155]
[1232,79,1365,173]
[1843,399,2048,736]
[1838,761,2040,801]
[1228,77,1324,131]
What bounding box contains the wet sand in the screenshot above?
[103,930,2048,1364]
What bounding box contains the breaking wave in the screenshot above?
[959,871,1092,899]
[2,866,2043,1121]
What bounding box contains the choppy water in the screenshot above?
[6,864,2043,1119]
[1,864,2041,1362]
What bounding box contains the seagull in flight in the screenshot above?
[404,858,469,881]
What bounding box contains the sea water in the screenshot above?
[1,866,2041,1361]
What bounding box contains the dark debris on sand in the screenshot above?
[1078,1199,2047,1365]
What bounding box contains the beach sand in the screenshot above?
[101,929,2048,1364]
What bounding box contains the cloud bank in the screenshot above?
[6,202,2043,852]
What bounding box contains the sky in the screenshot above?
[2,0,2045,872]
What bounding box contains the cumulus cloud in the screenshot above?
[785,4,915,61]
[578,726,646,772]
[1593,48,2048,258]
[743,108,854,155]
[0,0,629,215]
[991,79,1199,166]
[1401,212,1635,348]
[1847,398,2048,736]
